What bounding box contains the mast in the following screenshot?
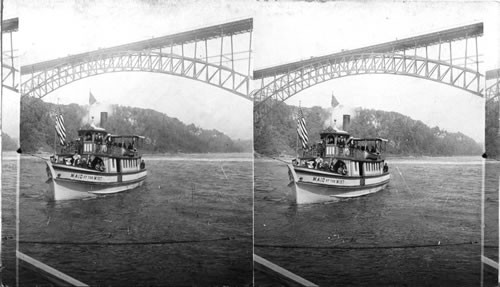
[54,98,59,154]
[295,102,300,158]
[88,89,91,124]
[53,119,56,153]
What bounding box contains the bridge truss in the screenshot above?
[483,67,500,284]
[2,17,18,92]
[253,22,484,116]
[21,18,253,100]
[486,68,500,101]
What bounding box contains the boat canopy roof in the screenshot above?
[350,137,388,142]
[78,128,108,136]
[77,126,145,140]
[319,126,350,137]
[108,135,145,140]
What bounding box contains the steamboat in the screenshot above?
[288,116,390,204]
[46,125,147,201]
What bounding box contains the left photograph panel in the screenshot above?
[16,1,254,286]
[1,0,19,285]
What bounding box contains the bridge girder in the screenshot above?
[21,19,253,100]
[22,51,251,100]
[486,68,500,101]
[2,18,19,92]
[254,22,483,79]
[254,52,483,107]
[253,23,484,118]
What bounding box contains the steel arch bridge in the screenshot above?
[2,18,19,92]
[21,18,253,100]
[253,22,484,115]
[486,68,500,101]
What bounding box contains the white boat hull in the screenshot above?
[287,164,390,204]
[46,161,147,201]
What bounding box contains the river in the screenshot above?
[9,152,252,286]
[3,154,500,286]
[255,156,497,286]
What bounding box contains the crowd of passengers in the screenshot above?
[293,155,389,175]
[294,157,349,175]
[62,135,138,156]
[305,138,380,157]
[51,152,146,172]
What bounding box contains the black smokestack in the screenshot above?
[343,114,350,131]
[100,112,108,128]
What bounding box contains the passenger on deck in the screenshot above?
[71,151,81,166]
[88,155,94,168]
[329,161,336,172]
[140,160,146,169]
[75,139,82,154]
[331,160,347,175]
[314,156,323,169]
[91,156,104,171]
[81,157,87,167]
[338,138,345,148]
[306,160,314,169]
[120,143,126,155]
[317,142,325,157]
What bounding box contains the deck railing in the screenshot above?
[301,145,383,161]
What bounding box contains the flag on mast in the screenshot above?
[331,93,339,108]
[89,91,97,105]
[55,114,67,145]
[297,108,309,149]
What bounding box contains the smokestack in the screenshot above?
[100,112,108,128]
[343,114,350,131]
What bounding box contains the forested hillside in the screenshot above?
[254,103,482,157]
[2,133,18,151]
[20,97,250,153]
[485,100,499,158]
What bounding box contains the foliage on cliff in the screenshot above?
[20,97,249,153]
[254,103,482,156]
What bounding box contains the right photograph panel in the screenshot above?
[482,1,500,285]
[253,2,489,286]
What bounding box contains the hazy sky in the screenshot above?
[3,0,500,143]
[251,1,498,143]
[8,0,258,140]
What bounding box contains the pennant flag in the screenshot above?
[297,108,309,149]
[55,114,67,145]
[89,91,97,105]
[331,93,339,108]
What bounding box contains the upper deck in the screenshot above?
[301,127,387,161]
[59,127,145,158]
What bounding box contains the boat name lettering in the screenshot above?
[312,176,344,184]
[70,173,103,181]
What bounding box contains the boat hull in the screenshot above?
[287,164,390,204]
[46,161,147,201]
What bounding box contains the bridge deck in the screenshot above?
[1,18,19,33]
[254,22,483,79]
[21,18,252,75]
[486,68,500,80]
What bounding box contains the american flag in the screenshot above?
[297,108,309,149]
[55,114,67,145]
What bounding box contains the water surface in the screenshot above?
[255,156,491,286]
[18,153,253,286]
